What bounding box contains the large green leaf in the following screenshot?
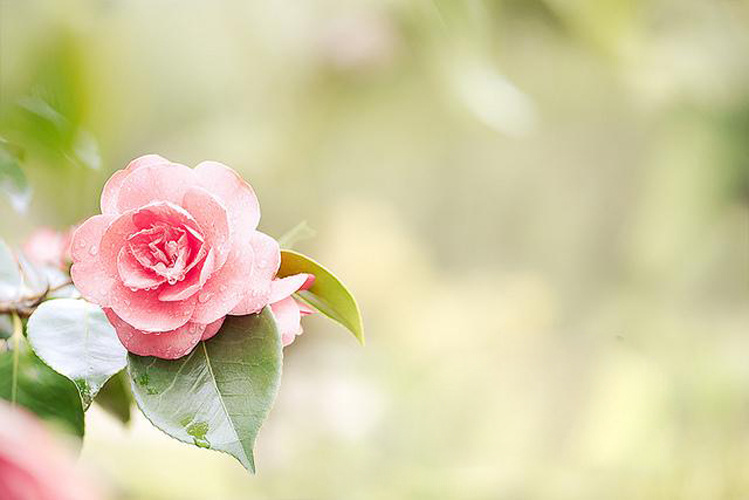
[27,299,127,408]
[278,250,365,344]
[0,339,85,437]
[94,370,132,425]
[128,308,282,472]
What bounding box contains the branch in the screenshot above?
[0,284,51,318]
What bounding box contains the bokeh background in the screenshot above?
[2,0,749,498]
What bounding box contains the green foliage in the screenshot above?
[16,95,101,171]
[27,299,127,408]
[95,370,133,425]
[0,338,85,437]
[278,250,365,344]
[0,315,11,339]
[128,309,282,472]
[0,139,30,212]
[7,34,101,172]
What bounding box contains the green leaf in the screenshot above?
[94,370,132,425]
[0,238,22,301]
[278,250,365,344]
[27,299,127,408]
[18,95,68,129]
[128,308,282,472]
[278,221,316,249]
[16,93,101,171]
[0,339,85,437]
[0,315,11,339]
[0,140,31,212]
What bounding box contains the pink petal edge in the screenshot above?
[100,154,170,215]
[105,309,205,360]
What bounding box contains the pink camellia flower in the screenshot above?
[23,227,73,269]
[269,273,316,346]
[0,401,104,500]
[70,154,283,359]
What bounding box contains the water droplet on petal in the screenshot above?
[198,291,212,303]
[88,245,98,255]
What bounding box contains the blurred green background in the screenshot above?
[2,0,749,498]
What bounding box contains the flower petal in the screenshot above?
[69,214,117,305]
[105,309,204,360]
[125,154,172,173]
[270,296,302,346]
[181,187,231,270]
[109,283,197,332]
[269,273,315,303]
[200,316,226,341]
[98,212,139,280]
[158,249,215,302]
[190,240,254,324]
[194,161,260,241]
[229,231,280,316]
[23,228,69,268]
[131,201,200,232]
[117,247,166,290]
[115,162,195,213]
[100,155,170,214]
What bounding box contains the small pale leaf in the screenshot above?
[27,299,127,408]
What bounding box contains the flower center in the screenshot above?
[128,222,204,285]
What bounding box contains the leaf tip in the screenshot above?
[353,320,365,346]
[236,451,256,474]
